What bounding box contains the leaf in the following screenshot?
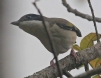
[80,33,101,50]
[90,58,101,68]
[80,33,101,68]
[75,33,101,70]
[92,75,101,78]
[80,33,101,77]
[95,58,101,68]
[73,44,81,51]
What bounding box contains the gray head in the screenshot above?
[11,14,43,26]
[11,13,47,36]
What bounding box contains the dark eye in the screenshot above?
[26,16,32,20]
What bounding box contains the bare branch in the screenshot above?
[32,1,63,78]
[62,0,101,23]
[87,0,100,42]
[25,42,101,78]
[70,66,101,78]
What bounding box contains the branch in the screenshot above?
[87,0,100,42]
[70,66,101,78]
[63,69,73,77]
[25,42,101,78]
[62,0,101,23]
[33,1,63,78]
[84,64,91,78]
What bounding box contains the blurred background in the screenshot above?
[1,0,101,78]
[0,0,2,78]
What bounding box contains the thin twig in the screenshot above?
[87,0,100,42]
[62,0,101,23]
[33,1,63,78]
[84,64,89,72]
[84,64,91,78]
[70,66,101,78]
[63,69,73,77]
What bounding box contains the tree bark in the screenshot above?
[25,42,101,78]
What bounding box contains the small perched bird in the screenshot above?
[11,14,82,66]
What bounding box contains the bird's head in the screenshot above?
[11,14,43,26]
[11,14,47,35]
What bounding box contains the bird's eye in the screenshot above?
[26,16,32,20]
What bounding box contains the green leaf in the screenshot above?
[73,44,81,51]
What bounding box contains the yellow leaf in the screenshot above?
[80,33,101,50]
[81,33,101,70]
[90,58,101,68]
[92,75,101,78]
[73,44,81,51]
[95,58,101,68]
[76,33,101,69]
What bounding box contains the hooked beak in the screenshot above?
[11,21,20,26]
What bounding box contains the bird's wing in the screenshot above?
[48,18,82,37]
[56,22,82,37]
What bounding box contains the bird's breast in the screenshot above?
[35,24,77,55]
[23,21,77,55]
[49,24,77,54]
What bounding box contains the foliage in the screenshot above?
[73,33,101,78]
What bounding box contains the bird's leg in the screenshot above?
[70,48,79,62]
[50,58,56,67]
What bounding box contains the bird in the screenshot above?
[11,14,82,66]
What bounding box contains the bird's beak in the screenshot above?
[11,21,20,26]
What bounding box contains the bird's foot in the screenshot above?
[70,49,79,62]
[50,59,56,68]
